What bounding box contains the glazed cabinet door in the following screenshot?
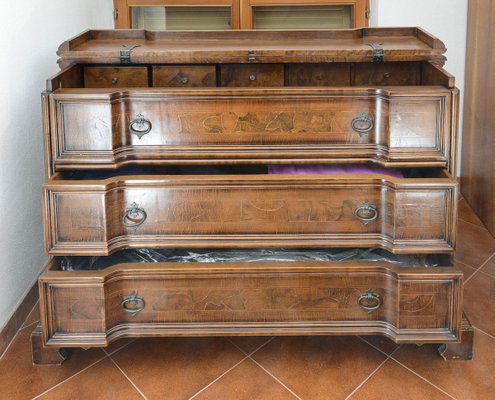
[43,174,457,255]
[114,0,239,29]
[241,0,369,29]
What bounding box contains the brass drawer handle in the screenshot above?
[129,114,152,139]
[122,202,147,228]
[354,201,378,225]
[249,74,257,81]
[121,291,145,317]
[351,112,374,136]
[358,289,381,314]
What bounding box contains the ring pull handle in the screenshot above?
[358,289,381,314]
[351,112,374,136]
[122,202,147,228]
[129,114,152,139]
[121,291,145,317]
[180,75,189,84]
[354,201,378,226]
[249,74,257,81]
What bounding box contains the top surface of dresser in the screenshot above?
[57,28,446,66]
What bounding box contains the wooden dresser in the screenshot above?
[32,28,473,364]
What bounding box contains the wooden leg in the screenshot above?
[31,323,69,365]
[438,313,474,360]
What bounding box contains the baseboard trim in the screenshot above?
[0,282,39,358]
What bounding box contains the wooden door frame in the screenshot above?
[114,0,240,29]
[240,0,369,29]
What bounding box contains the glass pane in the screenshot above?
[131,6,231,30]
[253,5,352,29]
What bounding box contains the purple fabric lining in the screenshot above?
[267,164,404,178]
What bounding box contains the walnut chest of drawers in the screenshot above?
[32,28,473,365]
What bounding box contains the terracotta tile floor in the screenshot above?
[1,198,495,400]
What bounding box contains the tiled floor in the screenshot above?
[1,198,495,400]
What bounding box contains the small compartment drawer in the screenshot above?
[39,258,463,347]
[84,66,149,88]
[152,65,216,87]
[220,64,284,86]
[47,87,457,170]
[288,63,351,86]
[43,173,457,255]
[354,62,421,86]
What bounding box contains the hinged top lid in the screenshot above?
[57,27,447,67]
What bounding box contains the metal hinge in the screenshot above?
[120,45,140,64]
[113,8,118,20]
[367,42,384,62]
[365,6,370,20]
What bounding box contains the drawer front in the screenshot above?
[287,63,351,86]
[84,67,149,88]
[48,88,456,170]
[43,175,457,255]
[220,64,284,86]
[38,262,463,346]
[354,62,421,86]
[152,65,216,87]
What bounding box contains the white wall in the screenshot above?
[0,1,113,329]
[369,0,468,173]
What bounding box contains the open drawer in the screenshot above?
[42,167,458,255]
[38,250,463,347]
[44,62,458,173]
